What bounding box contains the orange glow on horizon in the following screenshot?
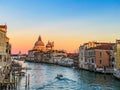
[10,35,81,54]
[10,33,115,54]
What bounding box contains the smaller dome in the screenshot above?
[46,44,51,48]
[46,41,52,48]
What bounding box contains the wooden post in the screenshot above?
[28,74,30,86]
[0,83,1,90]
[14,72,15,88]
[25,75,27,87]
[15,77,17,89]
[6,84,9,90]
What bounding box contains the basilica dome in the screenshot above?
[34,36,44,46]
[34,36,45,50]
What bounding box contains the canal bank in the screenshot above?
[16,61,120,90]
[0,60,25,89]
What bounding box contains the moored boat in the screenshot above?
[113,69,120,80]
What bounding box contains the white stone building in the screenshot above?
[0,24,11,82]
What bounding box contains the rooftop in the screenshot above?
[88,43,115,50]
[0,24,7,32]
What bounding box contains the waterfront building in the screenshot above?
[58,57,73,67]
[67,53,79,67]
[11,51,27,61]
[115,40,120,69]
[79,42,102,69]
[86,44,114,72]
[50,50,67,64]
[79,45,87,69]
[52,50,67,57]
[26,49,38,61]
[43,50,67,64]
[26,35,72,66]
[113,40,120,79]
[34,51,44,62]
[79,41,115,73]
[0,24,11,82]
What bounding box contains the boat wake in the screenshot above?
[36,77,78,90]
[36,78,59,90]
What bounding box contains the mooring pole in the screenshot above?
[25,75,27,87]
[28,74,30,86]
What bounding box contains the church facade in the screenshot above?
[33,35,54,52]
[26,35,68,63]
[26,36,54,61]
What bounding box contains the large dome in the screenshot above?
[34,36,45,50]
[35,40,44,46]
[35,36,44,46]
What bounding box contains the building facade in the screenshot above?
[79,46,87,69]
[26,35,54,61]
[79,41,115,73]
[0,24,11,82]
[115,40,120,69]
[33,35,54,52]
[113,40,120,79]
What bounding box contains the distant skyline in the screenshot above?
[0,0,120,54]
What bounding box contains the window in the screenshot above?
[81,52,83,56]
[88,52,90,56]
[81,58,83,61]
[0,55,2,59]
[85,58,87,62]
[111,65,114,68]
[112,57,115,62]
[94,51,95,56]
[100,51,102,57]
[89,59,90,63]
[92,59,94,63]
[4,57,6,62]
[100,60,102,64]
[9,50,11,54]
[6,49,8,53]
[0,55,2,62]
[81,65,83,68]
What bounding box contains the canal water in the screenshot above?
[16,61,120,90]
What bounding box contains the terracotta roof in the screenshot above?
[88,44,115,50]
[83,41,115,46]
[0,25,7,28]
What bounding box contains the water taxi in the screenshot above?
[56,74,63,79]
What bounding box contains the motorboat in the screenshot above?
[56,74,63,79]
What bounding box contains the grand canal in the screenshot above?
[16,62,120,90]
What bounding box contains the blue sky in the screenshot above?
[0,0,120,53]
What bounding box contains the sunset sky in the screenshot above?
[0,0,120,54]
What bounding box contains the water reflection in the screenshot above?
[16,61,120,90]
